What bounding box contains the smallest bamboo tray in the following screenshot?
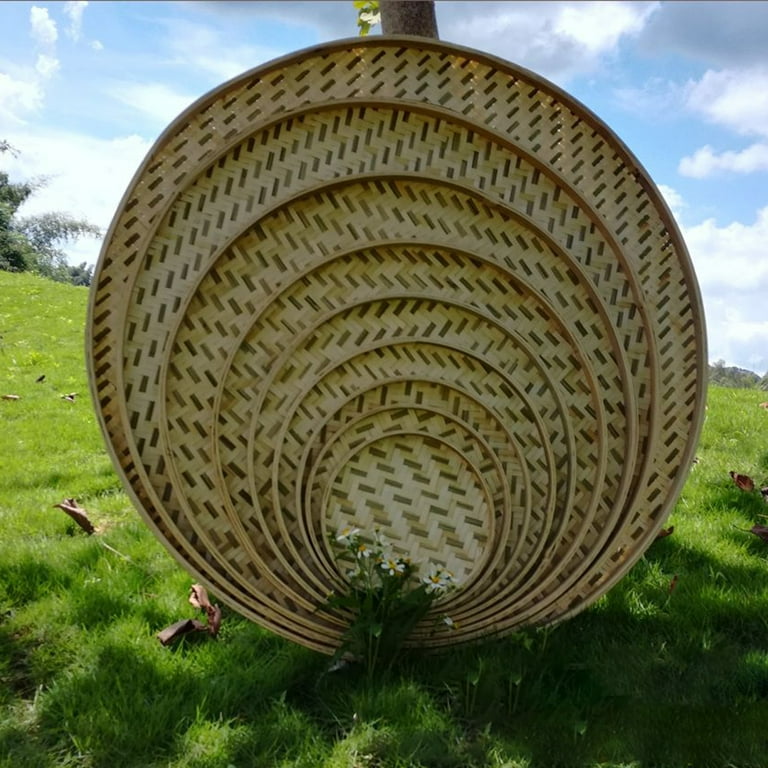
[87,37,707,653]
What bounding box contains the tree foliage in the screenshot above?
[354,0,381,35]
[0,142,101,286]
[709,359,764,389]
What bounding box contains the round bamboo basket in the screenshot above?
[87,37,707,652]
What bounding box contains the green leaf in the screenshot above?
[355,0,380,36]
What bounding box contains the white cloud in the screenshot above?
[679,143,768,178]
[29,6,60,80]
[161,18,288,82]
[440,1,659,83]
[685,67,768,138]
[35,53,60,79]
[2,129,152,265]
[656,184,686,218]
[613,78,685,119]
[703,303,768,375]
[63,1,88,42]
[681,206,768,371]
[109,81,199,126]
[553,1,656,55]
[685,206,768,292]
[30,6,58,48]
[678,67,768,183]
[90,39,103,51]
[0,72,45,124]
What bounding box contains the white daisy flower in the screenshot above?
[442,615,459,629]
[381,558,406,576]
[336,526,360,545]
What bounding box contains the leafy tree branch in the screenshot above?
[0,142,100,286]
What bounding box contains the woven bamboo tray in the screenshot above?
[87,37,707,652]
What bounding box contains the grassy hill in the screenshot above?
[2,271,768,768]
[708,362,767,390]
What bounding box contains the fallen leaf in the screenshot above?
[750,525,768,543]
[656,525,674,539]
[762,487,768,503]
[35,374,45,383]
[207,604,222,637]
[730,471,755,492]
[2,394,20,401]
[189,583,222,636]
[668,574,679,593]
[759,402,768,409]
[53,498,95,534]
[156,618,208,646]
[61,393,77,402]
[189,583,212,611]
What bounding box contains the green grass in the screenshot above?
[2,270,768,767]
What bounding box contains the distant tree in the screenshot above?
[0,170,37,272]
[66,261,94,287]
[708,360,761,389]
[0,142,100,286]
[14,210,100,283]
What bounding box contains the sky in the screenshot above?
[1,1,767,373]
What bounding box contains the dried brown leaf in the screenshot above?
[730,471,755,492]
[750,524,768,543]
[189,584,222,636]
[156,618,207,646]
[53,498,95,534]
[656,525,674,539]
[189,583,212,611]
[2,394,20,401]
[668,574,679,593]
[206,604,222,637]
[35,374,45,383]
[759,402,768,409]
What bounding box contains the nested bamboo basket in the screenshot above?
[87,37,706,653]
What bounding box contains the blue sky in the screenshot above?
[1,1,767,372]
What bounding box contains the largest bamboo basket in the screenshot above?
[87,37,706,653]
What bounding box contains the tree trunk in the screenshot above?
[379,1,439,39]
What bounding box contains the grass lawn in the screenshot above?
[2,270,768,767]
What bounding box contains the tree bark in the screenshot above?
[380,1,439,39]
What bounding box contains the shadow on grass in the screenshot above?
[3,532,768,767]
[9,623,327,768]
[0,620,40,701]
[0,558,72,607]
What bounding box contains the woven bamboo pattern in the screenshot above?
[87,37,706,652]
